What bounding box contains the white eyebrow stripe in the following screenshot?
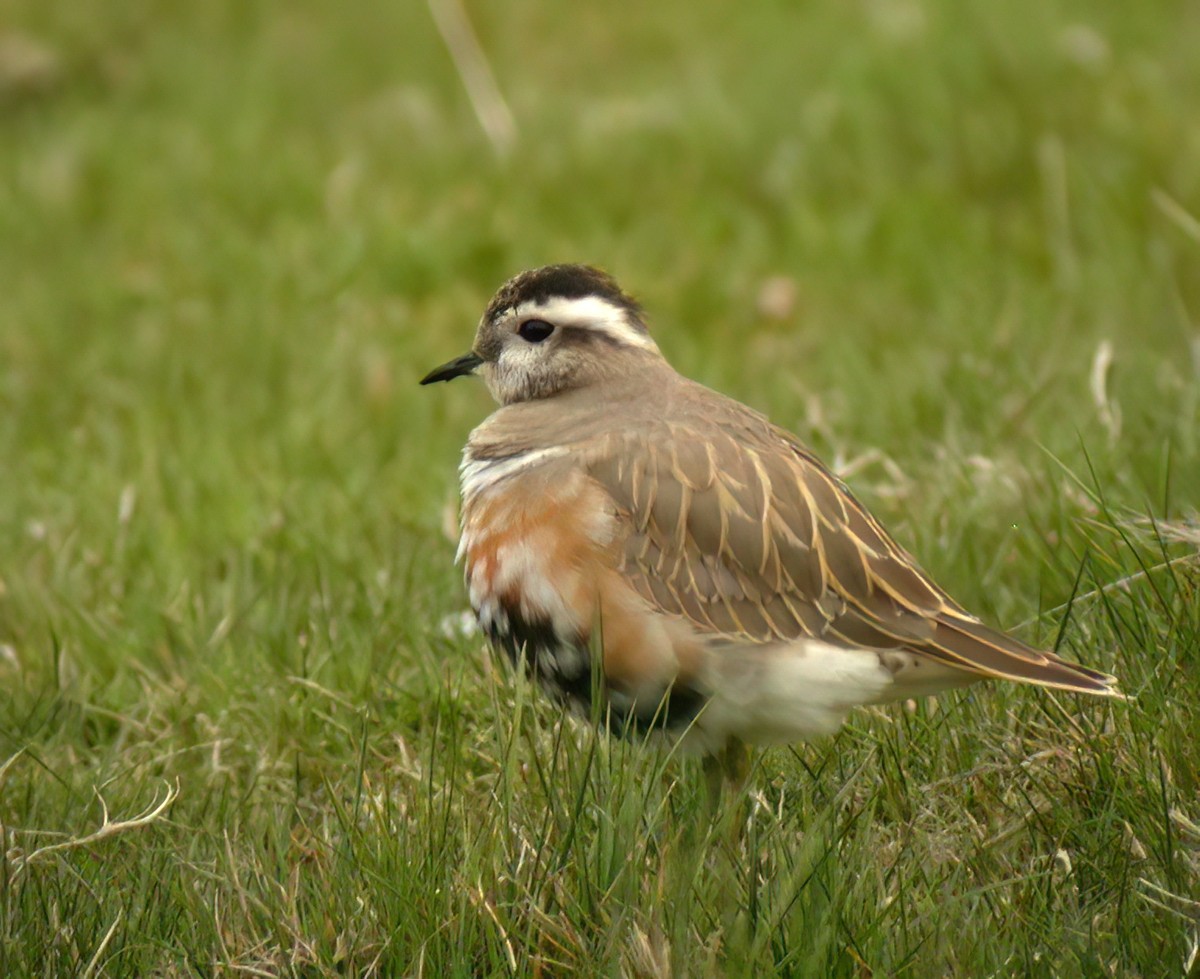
[511,295,659,352]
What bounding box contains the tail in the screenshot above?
[920,614,1123,698]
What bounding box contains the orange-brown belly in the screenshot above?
[459,466,708,731]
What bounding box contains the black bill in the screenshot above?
[420,351,484,385]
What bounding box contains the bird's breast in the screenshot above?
[459,457,613,643]
[457,453,614,710]
[457,449,708,731]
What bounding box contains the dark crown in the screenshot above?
[484,265,647,331]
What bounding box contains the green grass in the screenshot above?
[2,0,1199,973]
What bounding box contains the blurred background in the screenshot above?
[4,0,1198,631]
[4,0,1199,508]
[2,0,1199,973]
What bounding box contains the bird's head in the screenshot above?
[420,264,662,405]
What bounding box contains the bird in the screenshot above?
[421,264,1120,787]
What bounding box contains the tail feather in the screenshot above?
[923,617,1122,697]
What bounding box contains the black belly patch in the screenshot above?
[479,608,706,734]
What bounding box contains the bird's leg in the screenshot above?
[702,738,751,811]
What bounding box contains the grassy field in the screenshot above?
[2,0,1200,974]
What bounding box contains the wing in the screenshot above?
[582,415,1119,696]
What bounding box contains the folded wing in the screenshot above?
[582,413,1119,697]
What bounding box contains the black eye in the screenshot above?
[518,319,555,343]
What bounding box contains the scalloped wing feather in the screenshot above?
[583,414,1120,698]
